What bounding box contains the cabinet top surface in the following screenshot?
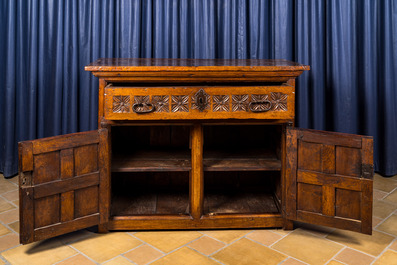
[85,58,310,72]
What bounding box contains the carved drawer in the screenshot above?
[104,84,295,120]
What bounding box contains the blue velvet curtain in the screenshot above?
[1,0,396,177]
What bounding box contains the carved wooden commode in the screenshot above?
[18,59,373,244]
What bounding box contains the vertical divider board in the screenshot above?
[190,124,204,219]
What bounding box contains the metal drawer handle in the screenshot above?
[132,103,155,114]
[249,100,272,112]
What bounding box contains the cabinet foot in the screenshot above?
[98,224,109,233]
[283,219,294,230]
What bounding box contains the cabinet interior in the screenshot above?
[110,124,283,217]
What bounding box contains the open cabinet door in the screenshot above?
[285,128,373,234]
[19,129,109,244]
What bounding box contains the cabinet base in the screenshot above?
[106,214,284,230]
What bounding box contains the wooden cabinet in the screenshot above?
[18,59,373,244]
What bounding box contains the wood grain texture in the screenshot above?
[104,85,295,121]
[190,124,204,219]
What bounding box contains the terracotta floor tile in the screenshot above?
[389,240,397,251]
[374,174,397,192]
[134,231,201,253]
[188,236,225,255]
[280,258,307,265]
[384,189,397,204]
[213,238,286,265]
[56,254,96,265]
[374,189,389,201]
[124,244,163,265]
[0,259,5,265]
[71,232,141,263]
[373,217,384,228]
[376,214,397,237]
[151,247,218,265]
[373,200,396,219]
[335,248,374,265]
[203,230,250,243]
[104,256,134,265]
[326,229,394,256]
[1,190,18,202]
[0,197,15,213]
[270,228,292,236]
[246,230,282,246]
[295,222,335,237]
[57,230,94,245]
[272,229,342,265]
[0,223,10,237]
[0,208,18,224]
[328,261,346,265]
[8,221,19,233]
[1,238,76,265]
[0,233,19,252]
[5,176,18,185]
[373,250,397,265]
[0,179,17,194]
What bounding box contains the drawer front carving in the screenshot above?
[104,85,295,120]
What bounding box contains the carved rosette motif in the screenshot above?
[232,94,249,112]
[113,95,131,113]
[133,96,151,112]
[250,94,271,112]
[213,95,230,112]
[152,95,170,112]
[270,92,288,111]
[192,89,210,111]
[171,95,189,112]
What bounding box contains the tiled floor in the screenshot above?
[0,173,396,265]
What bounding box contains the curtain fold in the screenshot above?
[1,0,396,177]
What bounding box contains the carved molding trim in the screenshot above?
[152,95,170,112]
[232,94,249,112]
[113,95,131,113]
[171,95,189,112]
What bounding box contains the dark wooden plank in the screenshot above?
[298,129,362,148]
[322,186,336,216]
[203,159,281,171]
[85,58,310,71]
[361,179,373,234]
[99,128,110,225]
[190,124,204,219]
[19,187,34,244]
[31,130,99,154]
[297,170,362,191]
[285,127,298,219]
[321,144,335,174]
[111,192,157,215]
[74,144,99,176]
[34,214,100,242]
[60,149,74,179]
[205,191,279,215]
[75,186,99,218]
[297,183,322,214]
[61,191,74,222]
[34,172,100,199]
[297,211,362,233]
[34,194,60,228]
[298,141,322,172]
[335,188,360,220]
[19,142,33,172]
[156,192,189,215]
[33,151,60,185]
[336,146,361,178]
[108,215,283,230]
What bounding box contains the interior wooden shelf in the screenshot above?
[203,148,281,171]
[204,190,280,215]
[112,148,281,172]
[112,149,191,172]
[111,190,189,216]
